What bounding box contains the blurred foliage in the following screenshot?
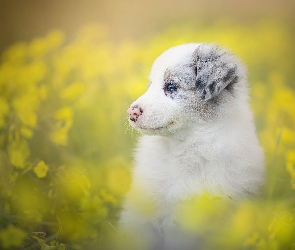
[0,19,294,249]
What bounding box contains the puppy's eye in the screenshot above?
[165,82,178,94]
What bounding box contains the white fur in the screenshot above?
[119,43,264,250]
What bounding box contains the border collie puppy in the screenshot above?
[120,43,264,250]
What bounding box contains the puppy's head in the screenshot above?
[127,43,247,136]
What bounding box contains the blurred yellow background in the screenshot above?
[0,0,295,249]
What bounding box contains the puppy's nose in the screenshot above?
[127,105,143,122]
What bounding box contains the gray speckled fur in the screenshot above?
[162,43,244,121]
[194,43,240,101]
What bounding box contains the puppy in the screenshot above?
[119,43,264,250]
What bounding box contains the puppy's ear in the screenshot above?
[194,43,238,101]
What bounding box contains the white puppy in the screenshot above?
[119,43,264,250]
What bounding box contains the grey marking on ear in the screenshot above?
[194,43,239,101]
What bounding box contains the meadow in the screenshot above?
[0,19,294,249]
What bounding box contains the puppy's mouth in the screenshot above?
[135,121,174,131]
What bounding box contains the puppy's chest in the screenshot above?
[142,142,208,201]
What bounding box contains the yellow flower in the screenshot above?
[286,150,295,188]
[0,97,9,116]
[0,97,9,129]
[12,94,38,127]
[34,161,49,178]
[46,29,65,49]
[2,42,27,64]
[8,140,30,169]
[0,225,26,249]
[54,106,73,121]
[61,82,85,100]
[20,126,33,139]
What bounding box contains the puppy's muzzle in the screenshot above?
[127,105,143,122]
